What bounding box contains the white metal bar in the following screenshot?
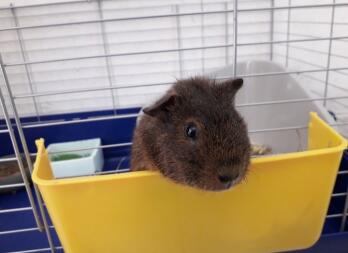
[0,227,40,235]
[0,57,43,231]
[3,44,235,67]
[4,35,348,68]
[335,110,348,116]
[1,46,269,85]
[0,0,87,10]
[233,0,238,77]
[278,60,348,109]
[13,82,172,98]
[2,0,344,12]
[10,5,41,121]
[327,213,345,218]
[324,0,336,107]
[0,55,56,253]
[48,142,132,154]
[1,3,348,33]
[249,125,307,134]
[302,74,348,95]
[0,129,10,134]
[14,64,348,100]
[4,247,63,253]
[0,225,55,236]
[270,0,274,61]
[238,35,348,47]
[200,0,205,73]
[340,185,348,232]
[12,92,348,124]
[236,95,348,107]
[0,23,270,49]
[96,0,118,115]
[1,50,267,79]
[6,67,348,98]
[0,183,25,189]
[277,53,348,79]
[284,44,348,62]
[28,118,348,156]
[22,113,139,129]
[338,171,348,175]
[175,5,184,78]
[331,121,348,127]
[55,168,130,179]
[276,20,348,25]
[285,0,292,67]
[80,168,129,177]
[224,2,229,66]
[276,31,348,45]
[96,168,134,175]
[0,9,236,32]
[0,0,229,11]
[46,126,312,151]
[0,23,342,51]
[13,92,348,130]
[333,193,347,197]
[0,156,17,162]
[239,66,348,77]
[0,206,33,214]
[238,3,348,12]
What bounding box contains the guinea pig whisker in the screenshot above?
[242,169,252,183]
[235,170,249,185]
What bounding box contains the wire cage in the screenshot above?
[0,0,348,252]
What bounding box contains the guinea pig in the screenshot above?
[131,77,251,191]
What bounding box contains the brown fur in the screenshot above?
[131,77,251,191]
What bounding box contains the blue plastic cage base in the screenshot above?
[0,108,347,253]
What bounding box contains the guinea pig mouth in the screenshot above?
[192,177,243,192]
[214,173,246,191]
[166,170,247,192]
[220,179,239,190]
[222,181,233,189]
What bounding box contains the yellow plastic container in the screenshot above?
[32,113,347,253]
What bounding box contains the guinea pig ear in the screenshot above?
[222,78,244,96]
[142,91,177,119]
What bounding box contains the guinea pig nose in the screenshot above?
[218,175,233,184]
[218,172,240,185]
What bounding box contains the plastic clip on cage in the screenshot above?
[32,113,347,253]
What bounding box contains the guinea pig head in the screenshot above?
[142,77,251,191]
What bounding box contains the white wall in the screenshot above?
[0,0,347,128]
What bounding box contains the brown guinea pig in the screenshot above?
[131,77,251,191]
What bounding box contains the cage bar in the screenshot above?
[0,55,56,253]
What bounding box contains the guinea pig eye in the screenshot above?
[185,124,197,139]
